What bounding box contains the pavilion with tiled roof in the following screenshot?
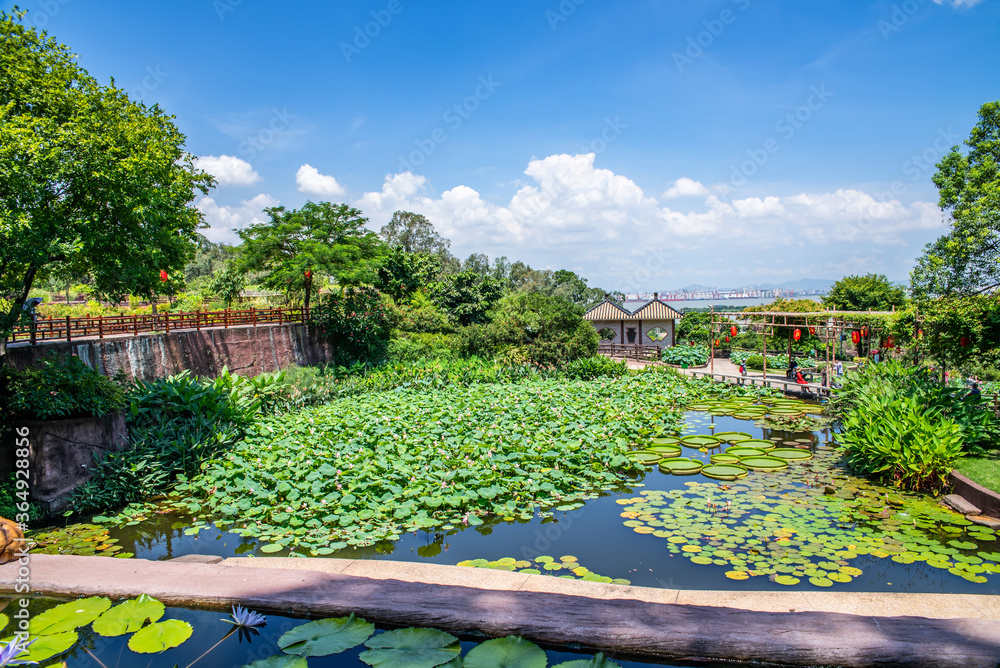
[583,294,683,348]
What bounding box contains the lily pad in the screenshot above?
[279,615,375,656]
[725,447,765,458]
[360,627,461,668]
[29,597,111,635]
[553,653,622,667]
[244,656,310,668]
[128,619,193,653]
[93,595,165,637]
[739,456,789,471]
[769,448,813,461]
[2,631,77,663]
[464,636,547,668]
[680,435,722,448]
[713,432,752,443]
[710,454,741,465]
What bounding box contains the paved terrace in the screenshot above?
[3,555,999,667]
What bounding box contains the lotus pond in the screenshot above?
[0,596,709,667]
[29,373,1000,593]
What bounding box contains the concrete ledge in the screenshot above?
[951,470,1000,518]
[2,555,1000,667]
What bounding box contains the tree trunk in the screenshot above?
[0,265,40,368]
[304,275,313,313]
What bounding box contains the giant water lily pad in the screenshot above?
[680,435,721,448]
[740,439,776,451]
[701,464,748,481]
[29,597,111,635]
[128,619,193,653]
[710,454,741,465]
[658,458,703,475]
[92,595,165,636]
[739,456,789,471]
[360,627,460,668]
[464,636,547,668]
[279,615,375,656]
[712,432,752,443]
[626,451,662,465]
[725,447,765,458]
[769,448,813,461]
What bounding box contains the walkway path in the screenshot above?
[3,555,998,667]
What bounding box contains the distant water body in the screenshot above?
[668,296,824,310]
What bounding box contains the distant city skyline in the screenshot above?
[16,0,999,288]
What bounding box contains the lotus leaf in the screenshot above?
[279,615,375,657]
[464,636,547,668]
[127,619,193,653]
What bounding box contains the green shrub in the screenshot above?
[66,369,262,514]
[559,356,628,380]
[1,353,127,421]
[389,332,458,363]
[838,392,965,492]
[310,287,397,366]
[661,345,708,366]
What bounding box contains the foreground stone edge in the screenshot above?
[1,555,999,668]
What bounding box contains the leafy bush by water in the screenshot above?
[1,353,126,421]
[661,345,708,366]
[833,360,999,491]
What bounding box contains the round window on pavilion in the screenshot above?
[597,327,617,341]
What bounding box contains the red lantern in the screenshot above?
[961,336,971,347]
[793,328,802,342]
[861,327,868,337]
[159,270,168,282]
[917,329,924,339]
[851,330,861,345]
[809,327,816,336]
[305,269,313,279]
[884,335,895,348]
[714,339,720,347]
[725,336,731,343]
[730,325,738,337]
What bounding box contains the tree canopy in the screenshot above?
[822,274,908,312]
[430,269,504,326]
[911,100,1000,299]
[238,201,383,310]
[0,10,213,359]
[379,211,452,262]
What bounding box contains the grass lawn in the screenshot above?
[955,447,1000,493]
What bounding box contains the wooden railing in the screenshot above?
[10,306,310,345]
[598,342,663,362]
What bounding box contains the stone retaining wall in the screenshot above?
[5,323,331,380]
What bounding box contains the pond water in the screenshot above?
[0,596,744,668]
[32,405,1000,595]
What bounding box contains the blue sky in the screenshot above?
[12,0,1000,291]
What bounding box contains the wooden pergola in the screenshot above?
[708,307,912,389]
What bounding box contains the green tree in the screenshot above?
[0,10,213,361]
[379,211,452,263]
[823,274,908,312]
[911,101,1000,299]
[375,248,441,302]
[209,265,248,307]
[238,201,383,311]
[430,269,504,326]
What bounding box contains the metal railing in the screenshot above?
[11,306,310,344]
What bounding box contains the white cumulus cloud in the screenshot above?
[194,155,261,187]
[663,177,710,199]
[197,193,278,244]
[933,0,984,7]
[296,164,347,197]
